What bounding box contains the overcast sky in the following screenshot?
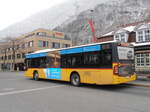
[0,0,68,30]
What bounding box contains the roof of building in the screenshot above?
[16,28,65,40]
[123,25,136,32]
[98,20,150,38]
[100,31,114,38]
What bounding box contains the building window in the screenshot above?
[43,41,49,47]
[136,28,150,42]
[38,40,49,47]
[22,53,25,58]
[37,32,47,36]
[5,56,7,60]
[145,29,150,41]
[1,56,3,60]
[17,54,21,59]
[115,33,127,42]
[12,55,15,59]
[38,40,42,47]
[52,42,60,48]
[136,53,150,66]
[62,44,70,48]
[138,31,144,42]
[28,41,34,47]
[8,55,11,60]
[146,53,150,66]
[120,34,125,42]
[136,54,144,66]
[115,35,119,41]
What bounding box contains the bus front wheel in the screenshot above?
[33,72,39,81]
[70,73,80,86]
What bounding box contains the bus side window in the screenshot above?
[83,51,100,68]
[71,53,82,68]
[66,56,72,68]
[26,59,31,68]
[61,55,67,68]
[39,58,46,68]
[100,49,112,68]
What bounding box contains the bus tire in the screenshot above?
[70,73,80,86]
[33,71,39,81]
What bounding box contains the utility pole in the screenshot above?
[3,49,6,71]
[12,40,15,71]
[1,43,8,71]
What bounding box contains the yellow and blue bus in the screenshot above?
[24,41,136,86]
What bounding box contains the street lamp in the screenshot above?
[88,9,97,43]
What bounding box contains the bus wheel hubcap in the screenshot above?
[72,74,80,86]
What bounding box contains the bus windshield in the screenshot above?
[117,46,134,60]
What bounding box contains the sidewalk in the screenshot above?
[127,76,150,87]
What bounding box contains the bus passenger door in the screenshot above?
[61,56,69,81]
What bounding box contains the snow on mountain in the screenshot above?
[0,0,150,46]
[55,0,150,45]
[0,0,107,38]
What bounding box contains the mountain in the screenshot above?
[0,0,150,45]
[0,0,108,38]
[54,0,150,45]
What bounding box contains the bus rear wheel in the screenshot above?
[71,73,80,86]
[33,72,39,81]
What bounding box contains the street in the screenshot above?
[0,72,150,112]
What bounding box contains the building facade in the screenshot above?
[97,20,150,76]
[0,28,72,71]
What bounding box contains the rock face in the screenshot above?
[0,0,106,39]
[0,0,150,45]
[55,0,150,45]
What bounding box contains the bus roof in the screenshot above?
[25,40,117,58]
[34,48,57,53]
[27,40,117,55]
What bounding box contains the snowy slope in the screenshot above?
[0,0,108,38]
[55,0,150,45]
[0,0,149,45]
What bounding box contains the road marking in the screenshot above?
[0,85,65,96]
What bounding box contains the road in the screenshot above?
[0,72,150,112]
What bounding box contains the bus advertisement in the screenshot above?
[24,41,136,86]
